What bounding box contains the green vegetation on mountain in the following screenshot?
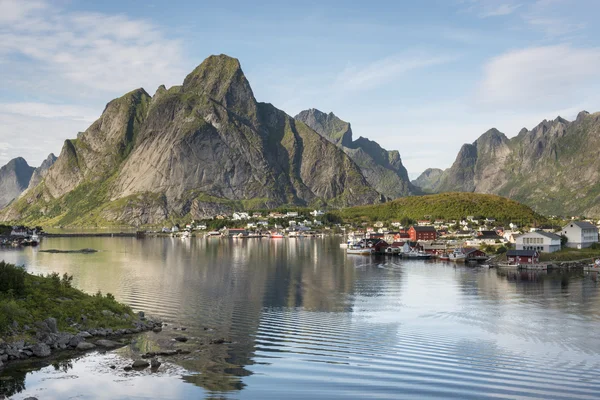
[1,55,383,226]
[336,192,546,224]
[414,112,600,217]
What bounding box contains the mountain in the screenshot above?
[415,112,600,216]
[25,153,57,192]
[337,192,545,224]
[0,157,35,209]
[1,55,383,226]
[411,168,443,193]
[295,109,417,199]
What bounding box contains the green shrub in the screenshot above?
[0,261,26,296]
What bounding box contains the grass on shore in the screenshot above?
[539,247,600,262]
[0,261,134,336]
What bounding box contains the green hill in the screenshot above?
[337,192,546,224]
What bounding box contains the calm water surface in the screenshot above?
[1,236,600,399]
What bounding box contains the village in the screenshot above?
[156,210,600,270]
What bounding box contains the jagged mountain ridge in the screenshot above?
[295,109,418,199]
[0,158,34,209]
[1,55,384,226]
[414,111,600,216]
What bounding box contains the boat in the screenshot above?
[448,249,466,262]
[270,232,284,238]
[496,263,520,269]
[406,249,432,259]
[439,252,450,260]
[346,246,373,255]
[207,231,221,237]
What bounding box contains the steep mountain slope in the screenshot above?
[1,55,382,226]
[0,158,34,209]
[295,109,417,199]
[25,153,57,192]
[417,112,600,216]
[411,168,443,192]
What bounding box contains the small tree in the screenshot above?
[560,234,568,247]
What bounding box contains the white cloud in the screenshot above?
[335,53,455,92]
[0,0,186,94]
[0,103,98,122]
[0,0,188,167]
[476,45,600,109]
[480,3,522,18]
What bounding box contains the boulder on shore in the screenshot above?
[132,359,149,369]
[31,343,51,357]
[76,342,96,351]
[95,339,121,348]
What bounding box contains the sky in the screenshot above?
[1,0,599,178]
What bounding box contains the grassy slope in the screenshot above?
[337,192,546,224]
[0,261,134,335]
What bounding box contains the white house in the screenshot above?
[10,227,28,237]
[286,211,299,218]
[562,221,599,248]
[197,224,207,230]
[232,212,250,220]
[310,210,324,217]
[516,231,561,253]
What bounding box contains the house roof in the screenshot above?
[411,226,436,232]
[565,221,598,230]
[462,247,484,255]
[477,231,503,239]
[521,231,561,240]
[507,249,537,257]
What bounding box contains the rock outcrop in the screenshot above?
[1,55,383,225]
[25,153,57,192]
[295,109,418,199]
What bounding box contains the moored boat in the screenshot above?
[347,246,373,255]
[448,249,466,262]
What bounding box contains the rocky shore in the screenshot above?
[0,311,162,371]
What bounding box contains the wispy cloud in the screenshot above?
[476,45,600,109]
[0,0,186,94]
[0,0,188,166]
[335,53,456,92]
[0,103,98,122]
[480,3,522,18]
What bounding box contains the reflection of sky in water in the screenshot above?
[2,237,600,399]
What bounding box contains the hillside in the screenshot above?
[295,109,417,199]
[337,192,546,224]
[0,55,383,227]
[414,112,600,216]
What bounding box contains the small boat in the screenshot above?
[207,231,221,237]
[448,249,466,262]
[270,232,284,239]
[347,246,373,255]
[439,253,450,261]
[406,250,432,259]
[496,263,520,269]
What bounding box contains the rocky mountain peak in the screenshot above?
[576,110,590,122]
[182,54,256,116]
[295,108,353,147]
[0,157,35,209]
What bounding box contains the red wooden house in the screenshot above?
[409,225,437,241]
[506,250,539,264]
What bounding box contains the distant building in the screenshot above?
[225,228,247,236]
[562,221,599,249]
[409,225,437,241]
[516,231,561,253]
[310,210,324,217]
[507,249,539,264]
[417,220,431,226]
[286,212,299,218]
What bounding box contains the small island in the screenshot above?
[0,261,161,370]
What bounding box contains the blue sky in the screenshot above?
[1,0,599,177]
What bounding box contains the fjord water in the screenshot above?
[2,237,600,399]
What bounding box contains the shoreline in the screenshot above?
[0,313,162,372]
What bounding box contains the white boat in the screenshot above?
[347,246,373,255]
[448,249,466,262]
[207,231,221,237]
[406,250,432,259]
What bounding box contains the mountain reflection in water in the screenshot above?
[1,237,600,399]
